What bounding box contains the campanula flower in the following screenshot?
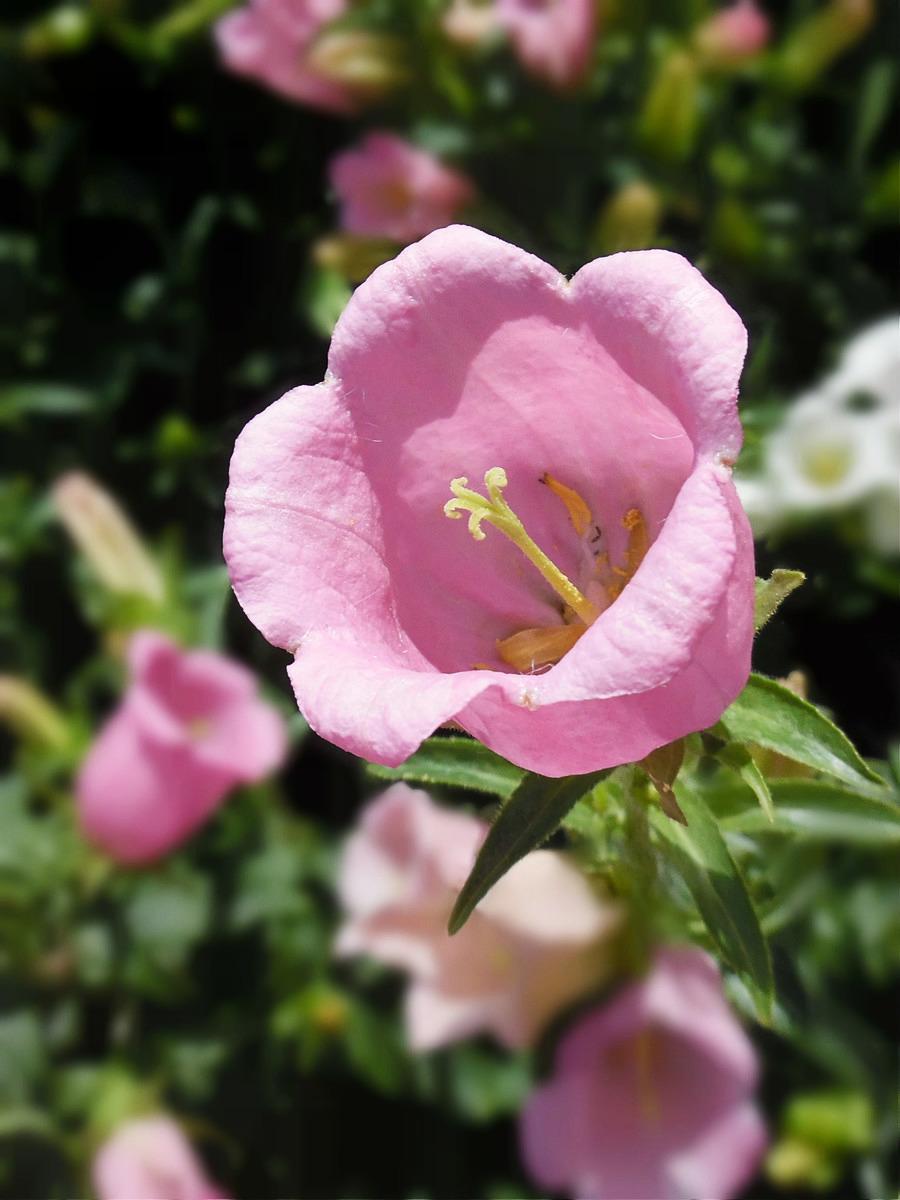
[215,0,357,112]
[329,132,475,243]
[336,784,620,1050]
[519,946,767,1200]
[93,1115,230,1200]
[77,631,286,863]
[225,225,754,777]
[496,0,597,87]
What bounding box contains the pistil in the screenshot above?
[444,468,600,626]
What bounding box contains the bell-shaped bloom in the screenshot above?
[520,946,767,1200]
[693,0,771,70]
[93,1114,230,1200]
[225,225,754,778]
[496,0,597,87]
[336,784,620,1050]
[77,631,286,864]
[329,132,475,243]
[215,0,357,113]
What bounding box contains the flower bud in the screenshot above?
[313,234,398,283]
[776,0,874,89]
[52,472,165,605]
[0,676,69,749]
[637,49,701,162]
[20,4,94,57]
[590,180,664,255]
[305,31,411,99]
[693,0,770,71]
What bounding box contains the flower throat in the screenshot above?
[444,468,647,673]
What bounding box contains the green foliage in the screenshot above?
[448,770,611,934]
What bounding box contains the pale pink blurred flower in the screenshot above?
[214,0,356,112]
[442,0,501,46]
[224,226,754,777]
[336,784,620,1050]
[694,0,771,70]
[77,630,286,864]
[93,1115,230,1200]
[520,946,767,1200]
[496,0,598,88]
[329,132,475,243]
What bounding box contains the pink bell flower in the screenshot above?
[336,784,620,1050]
[77,631,287,864]
[496,0,598,88]
[329,132,475,243]
[224,225,754,778]
[694,0,771,70]
[520,946,768,1200]
[214,0,356,113]
[92,1114,230,1200]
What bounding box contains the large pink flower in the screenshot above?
[329,132,475,242]
[77,631,286,863]
[93,1115,230,1200]
[336,784,619,1050]
[224,225,754,778]
[214,0,355,113]
[496,0,597,88]
[519,947,767,1200]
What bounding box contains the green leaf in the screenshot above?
[715,741,775,822]
[651,779,773,1021]
[719,674,886,792]
[719,780,900,845]
[0,383,94,424]
[754,570,805,631]
[448,770,609,934]
[367,736,525,798]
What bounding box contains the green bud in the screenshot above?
[590,181,664,255]
[776,0,874,90]
[637,50,701,163]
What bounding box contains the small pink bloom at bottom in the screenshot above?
[77,631,287,864]
[92,1115,230,1200]
[329,132,475,243]
[520,946,767,1200]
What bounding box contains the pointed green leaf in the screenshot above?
[720,779,900,844]
[715,741,775,822]
[448,770,610,934]
[651,779,774,1021]
[754,570,805,631]
[366,737,525,798]
[719,674,886,791]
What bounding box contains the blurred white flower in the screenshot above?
[737,316,899,556]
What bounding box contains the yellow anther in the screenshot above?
[444,468,600,626]
[622,508,649,575]
[541,472,593,537]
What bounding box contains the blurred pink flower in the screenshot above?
[224,226,754,777]
[336,784,620,1050]
[93,1115,230,1200]
[694,0,771,69]
[329,132,475,242]
[77,631,286,864]
[214,0,356,112]
[497,0,597,87]
[520,946,767,1200]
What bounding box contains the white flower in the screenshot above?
[737,316,899,555]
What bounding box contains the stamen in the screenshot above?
[444,469,600,626]
[540,472,592,537]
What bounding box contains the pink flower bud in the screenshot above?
[694,0,771,70]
